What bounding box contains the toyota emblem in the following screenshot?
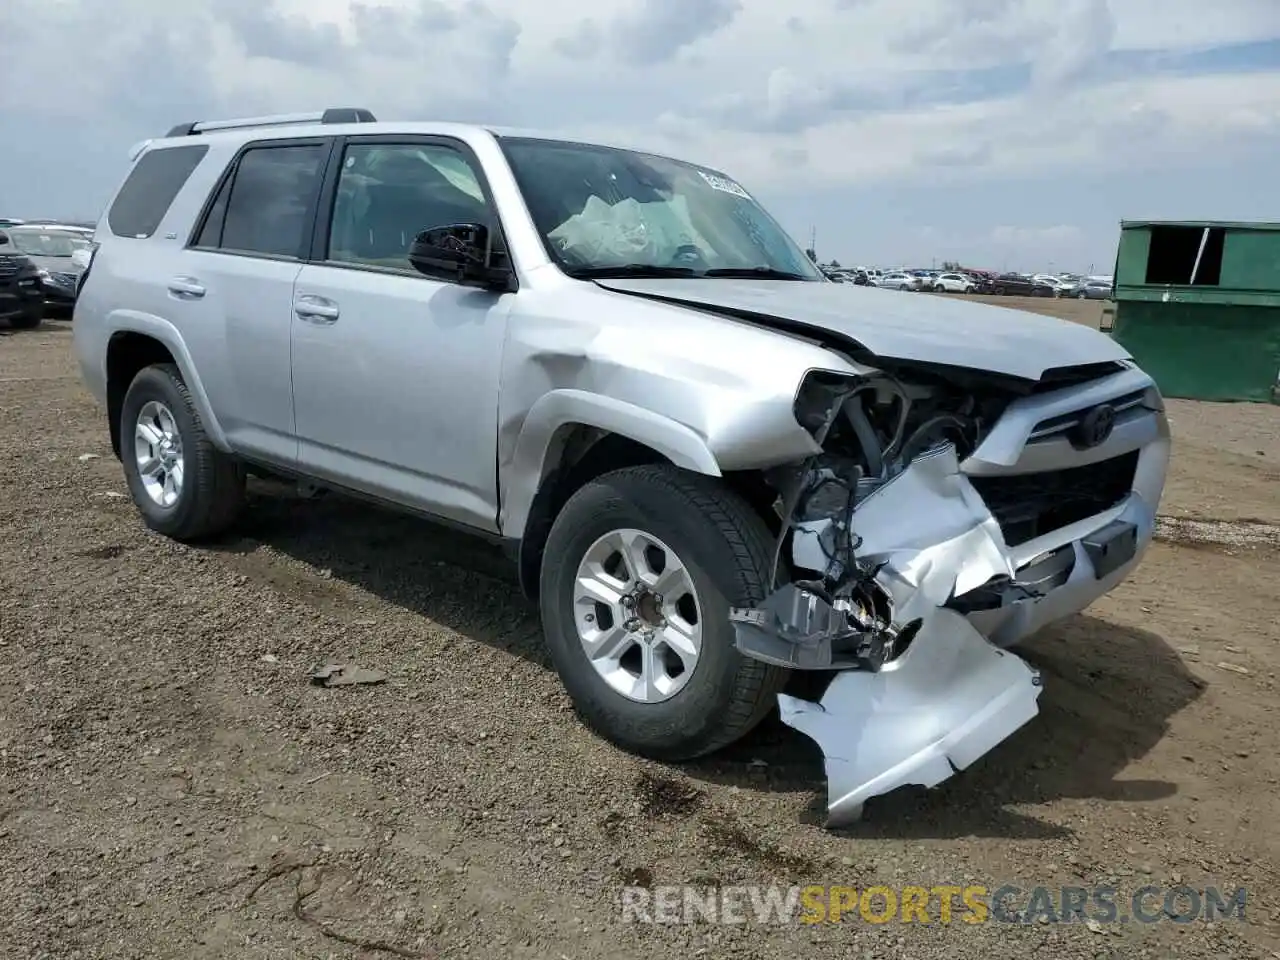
[1074,403,1116,448]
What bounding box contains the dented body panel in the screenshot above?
[759,411,1168,823]
[495,271,869,538]
[590,277,1133,380]
[488,231,1169,825]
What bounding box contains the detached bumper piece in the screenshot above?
[731,442,1051,825]
[778,612,1042,827]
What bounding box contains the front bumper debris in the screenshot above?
[730,439,1157,824]
[778,610,1042,827]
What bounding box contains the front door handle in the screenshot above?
[168,276,206,299]
[294,295,339,323]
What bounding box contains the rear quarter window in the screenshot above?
[106,144,209,239]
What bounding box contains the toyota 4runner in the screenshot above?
[73,108,1170,824]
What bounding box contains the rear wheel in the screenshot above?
[539,465,788,760]
[120,363,246,541]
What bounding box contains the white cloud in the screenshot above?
[1,0,1279,268]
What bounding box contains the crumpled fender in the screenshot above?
[501,388,722,537]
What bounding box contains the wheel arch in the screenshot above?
[503,390,727,601]
[104,316,228,458]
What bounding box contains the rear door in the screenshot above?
[181,138,335,464]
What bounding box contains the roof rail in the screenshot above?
[164,108,377,138]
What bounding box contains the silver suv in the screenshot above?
[74,108,1170,824]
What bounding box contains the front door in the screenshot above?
[290,137,513,533]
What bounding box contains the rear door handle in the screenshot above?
[294,295,339,323]
[168,276,205,299]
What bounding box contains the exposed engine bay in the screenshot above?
[732,366,1016,673]
[728,361,1163,826]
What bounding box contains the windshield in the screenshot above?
[7,228,80,257]
[498,137,823,280]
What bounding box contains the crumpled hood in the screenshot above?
[593,278,1130,382]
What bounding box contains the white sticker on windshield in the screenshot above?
[697,171,751,199]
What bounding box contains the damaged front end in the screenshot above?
[730,364,1166,826]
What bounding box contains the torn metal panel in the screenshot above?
[778,610,1043,827]
[734,441,1049,823]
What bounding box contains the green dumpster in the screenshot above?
[1110,220,1280,403]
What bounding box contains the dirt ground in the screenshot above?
[2,305,1278,960]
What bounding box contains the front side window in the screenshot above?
[498,137,822,280]
[326,142,490,272]
[216,144,328,259]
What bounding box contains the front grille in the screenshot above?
[969,450,1139,546]
[1027,389,1148,443]
[0,255,22,280]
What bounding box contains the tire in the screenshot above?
[539,464,789,761]
[994,286,1006,296]
[1077,291,1087,299]
[10,301,43,329]
[120,363,245,541]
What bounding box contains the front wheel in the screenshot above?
[120,363,246,541]
[539,465,789,761]
[1077,291,1087,299]
[10,301,43,329]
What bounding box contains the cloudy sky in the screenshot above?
[2,0,1278,271]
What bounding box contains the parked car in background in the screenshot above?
[0,225,87,315]
[931,272,976,294]
[1067,279,1114,300]
[1033,275,1073,296]
[990,273,1055,297]
[0,235,45,328]
[874,271,921,291]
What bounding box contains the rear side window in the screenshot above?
[213,144,327,259]
[107,144,208,239]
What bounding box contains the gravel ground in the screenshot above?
[2,315,1278,959]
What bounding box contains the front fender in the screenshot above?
[500,388,721,537]
[105,310,232,452]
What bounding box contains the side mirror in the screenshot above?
[408,222,513,290]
